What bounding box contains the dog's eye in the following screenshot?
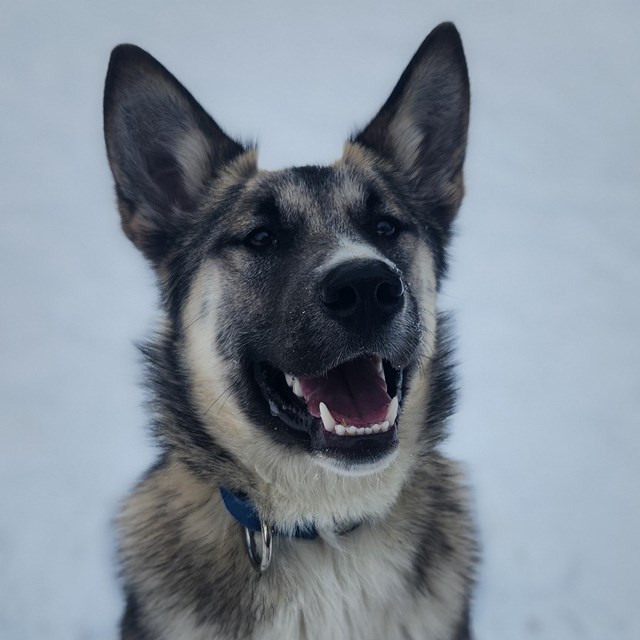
[376,218,398,238]
[245,228,276,249]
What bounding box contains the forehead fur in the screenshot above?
[209,159,378,240]
[259,164,368,210]
[209,142,402,226]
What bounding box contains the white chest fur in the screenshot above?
[254,527,463,640]
[148,526,464,640]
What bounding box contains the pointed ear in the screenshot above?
[104,44,249,262]
[352,23,470,230]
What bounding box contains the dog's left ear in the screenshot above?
[104,44,248,262]
[351,22,470,231]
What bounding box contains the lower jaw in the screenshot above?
[312,442,399,477]
[308,423,400,475]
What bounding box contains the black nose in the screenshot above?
[320,259,404,328]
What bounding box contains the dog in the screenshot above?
[103,21,476,640]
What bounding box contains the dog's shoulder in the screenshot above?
[118,457,261,638]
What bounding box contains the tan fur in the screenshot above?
[107,27,475,639]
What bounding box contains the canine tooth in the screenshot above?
[371,424,381,434]
[357,427,365,436]
[335,424,346,436]
[292,379,303,397]
[375,358,384,379]
[319,402,336,432]
[347,426,358,436]
[380,421,389,432]
[385,396,398,425]
[285,374,294,387]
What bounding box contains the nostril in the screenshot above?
[375,277,404,308]
[322,284,358,315]
[319,260,404,323]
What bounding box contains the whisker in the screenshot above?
[216,387,235,416]
[201,384,233,419]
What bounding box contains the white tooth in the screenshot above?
[335,424,346,436]
[319,402,336,432]
[371,424,381,434]
[376,358,385,379]
[380,422,389,432]
[385,396,398,425]
[285,374,294,387]
[347,426,358,436]
[292,379,303,397]
[357,427,365,436]
[364,427,372,435]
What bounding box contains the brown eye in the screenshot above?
[245,228,276,249]
[376,218,398,238]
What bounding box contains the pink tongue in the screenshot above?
[299,358,391,426]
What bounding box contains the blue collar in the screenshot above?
[219,486,319,540]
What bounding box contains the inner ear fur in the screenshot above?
[351,22,470,230]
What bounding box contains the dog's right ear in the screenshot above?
[104,45,248,262]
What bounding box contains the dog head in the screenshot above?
[104,23,469,528]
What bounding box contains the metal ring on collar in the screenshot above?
[244,519,272,573]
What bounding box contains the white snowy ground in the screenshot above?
[1,1,638,638]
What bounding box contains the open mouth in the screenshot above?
[254,355,403,466]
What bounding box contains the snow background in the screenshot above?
[1,1,638,638]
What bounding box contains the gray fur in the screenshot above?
[105,22,476,640]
